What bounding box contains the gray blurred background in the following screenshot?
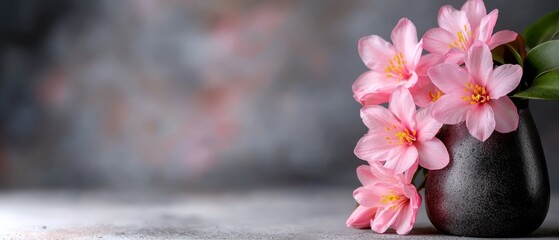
[0,0,558,191]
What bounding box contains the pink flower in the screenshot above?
[423,0,517,63]
[429,42,522,142]
[410,54,445,107]
[346,205,377,229]
[354,87,449,173]
[411,81,444,108]
[347,161,421,235]
[353,18,423,105]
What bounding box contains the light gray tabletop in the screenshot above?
[0,188,557,239]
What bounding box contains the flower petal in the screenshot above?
[489,97,519,133]
[466,104,495,141]
[389,88,416,130]
[360,105,399,130]
[416,139,449,170]
[353,71,396,91]
[369,161,400,184]
[416,54,444,77]
[392,203,414,235]
[402,161,419,184]
[410,80,438,108]
[401,71,419,89]
[416,108,443,141]
[488,30,518,49]
[346,205,376,229]
[438,5,470,35]
[354,133,401,162]
[410,40,424,68]
[486,64,522,99]
[354,186,381,208]
[371,207,400,234]
[384,146,418,174]
[461,0,487,29]
[395,185,421,235]
[404,184,421,206]
[431,94,471,124]
[356,165,376,186]
[356,92,392,106]
[475,9,498,43]
[444,49,467,64]
[391,18,419,64]
[465,43,493,85]
[359,35,396,70]
[352,71,402,105]
[423,28,456,55]
[394,203,413,233]
[410,74,433,92]
[428,63,469,93]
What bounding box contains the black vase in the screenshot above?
[425,101,550,237]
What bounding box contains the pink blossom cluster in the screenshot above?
[347,0,523,235]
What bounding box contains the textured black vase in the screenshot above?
[425,101,550,237]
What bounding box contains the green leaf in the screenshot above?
[523,40,559,86]
[514,71,559,99]
[523,10,559,49]
[506,44,524,66]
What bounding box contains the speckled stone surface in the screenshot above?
[425,107,550,237]
[0,188,557,239]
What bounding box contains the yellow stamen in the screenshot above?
[462,83,490,104]
[381,191,400,204]
[385,126,417,145]
[394,128,417,145]
[380,191,401,210]
[429,90,443,102]
[384,52,409,79]
[449,24,473,50]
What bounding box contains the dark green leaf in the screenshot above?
[513,71,559,99]
[523,10,559,48]
[522,40,559,86]
[506,44,523,66]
